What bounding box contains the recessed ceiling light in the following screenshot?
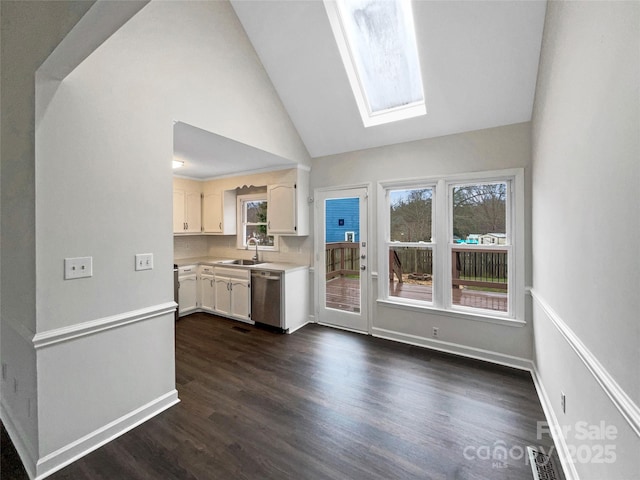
[172,160,184,169]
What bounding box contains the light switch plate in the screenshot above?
[135,253,153,271]
[64,257,93,279]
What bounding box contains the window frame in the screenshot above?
[446,180,512,316]
[383,182,437,307]
[236,193,278,251]
[377,168,525,326]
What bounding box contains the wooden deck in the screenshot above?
[327,277,507,312]
[325,276,361,312]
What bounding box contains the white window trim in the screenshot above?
[377,168,525,325]
[383,182,437,306]
[236,193,278,251]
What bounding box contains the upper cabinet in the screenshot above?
[173,179,202,234]
[267,168,309,236]
[202,189,236,235]
[173,167,309,237]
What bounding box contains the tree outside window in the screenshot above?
[240,196,275,247]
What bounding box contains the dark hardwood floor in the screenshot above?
[2,313,562,479]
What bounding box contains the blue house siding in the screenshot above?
[325,198,360,243]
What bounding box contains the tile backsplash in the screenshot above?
[173,235,209,259]
[174,235,312,266]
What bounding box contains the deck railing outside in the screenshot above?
[325,243,508,312]
[325,242,360,280]
[451,247,508,291]
[326,243,508,291]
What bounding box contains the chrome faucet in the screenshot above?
[246,237,259,262]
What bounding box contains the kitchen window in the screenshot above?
[237,194,277,249]
[378,169,524,323]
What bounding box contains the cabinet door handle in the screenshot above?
[219,222,222,230]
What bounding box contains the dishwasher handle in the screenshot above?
[251,272,281,280]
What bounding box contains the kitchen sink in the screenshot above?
[229,259,263,265]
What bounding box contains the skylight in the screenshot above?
[324,0,426,127]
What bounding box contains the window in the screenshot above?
[387,187,435,304]
[237,194,276,249]
[324,0,426,127]
[451,182,509,313]
[379,170,523,322]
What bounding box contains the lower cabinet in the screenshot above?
[178,263,309,330]
[178,266,198,316]
[213,267,251,322]
[230,278,250,321]
[214,276,232,317]
[199,273,215,312]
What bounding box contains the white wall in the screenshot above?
[3,0,311,477]
[311,123,534,365]
[531,1,639,479]
[1,2,95,475]
[37,0,310,332]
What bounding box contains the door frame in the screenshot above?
[314,183,372,334]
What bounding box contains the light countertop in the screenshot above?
[175,256,309,274]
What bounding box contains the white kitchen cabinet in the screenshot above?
[267,168,309,236]
[213,267,251,322]
[230,278,250,321]
[199,273,215,312]
[173,182,202,234]
[178,265,198,316]
[202,190,236,234]
[281,267,310,332]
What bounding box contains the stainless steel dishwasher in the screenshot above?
[251,270,282,328]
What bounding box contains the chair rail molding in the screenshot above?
[530,288,640,437]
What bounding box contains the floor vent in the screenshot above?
[231,326,251,334]
[527,446,558,480]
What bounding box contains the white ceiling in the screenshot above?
[175,0,547,177]
[230,0,547,158]
[173,121,296,179]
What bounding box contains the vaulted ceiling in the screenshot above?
[176,0,547,177]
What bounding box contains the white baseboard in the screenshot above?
[287,320,312,334]
[371,326,532,371]
[530,366,580,480]
[34,390,179,480]
[0,400,38,479]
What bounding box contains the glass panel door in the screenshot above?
[316,188,368,332]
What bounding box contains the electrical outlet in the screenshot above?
[433,327,439,338]
[135,253,154,271]
[64,256,93,279]
[561,392,566,413]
